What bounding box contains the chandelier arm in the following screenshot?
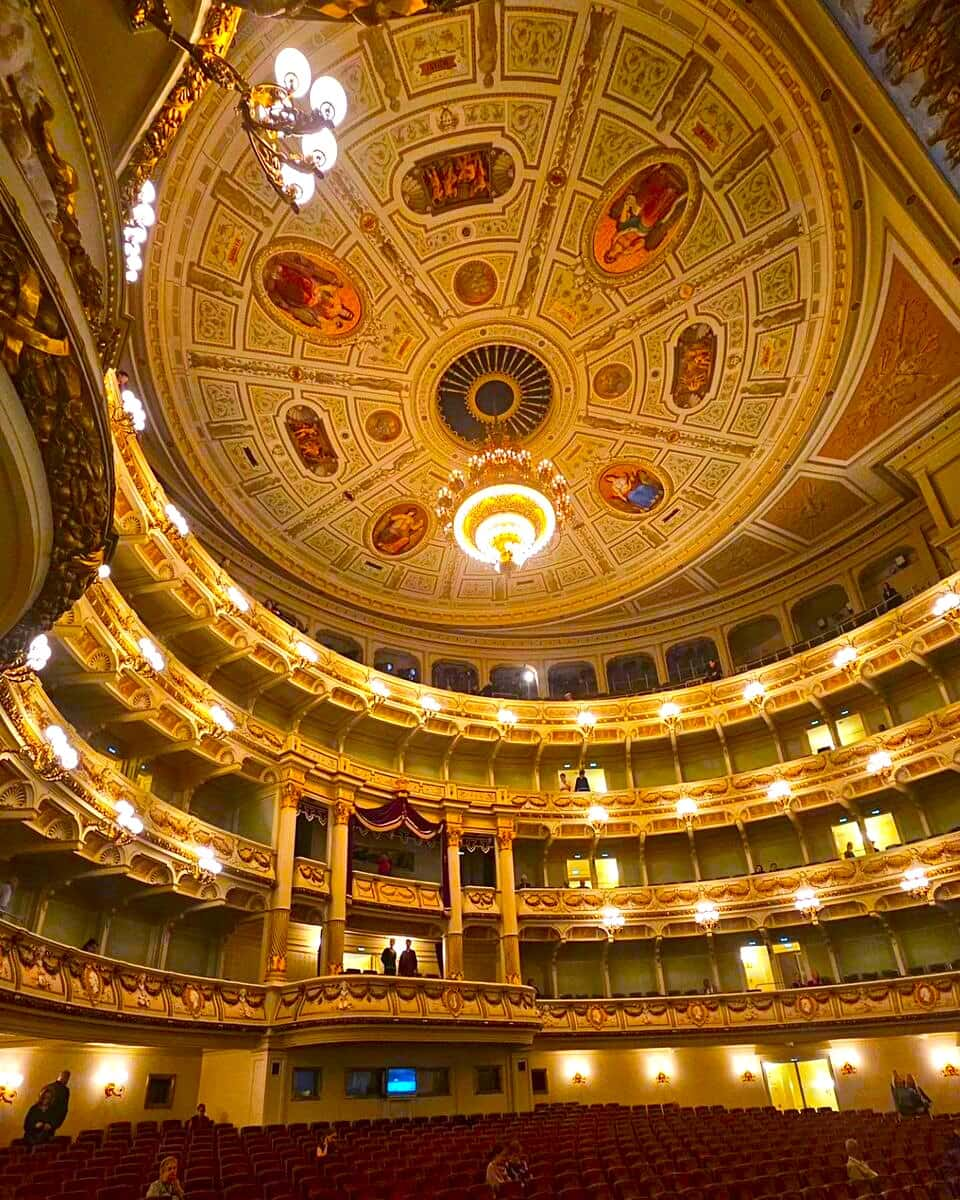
[136,8,252,95]
[244,127,304,212]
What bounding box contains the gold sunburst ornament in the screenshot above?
[435,434,571,574]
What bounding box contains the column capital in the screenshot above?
[447,825,462,846]
[496,828,515,850]
[333,799,354,826]
[280,781,302,810]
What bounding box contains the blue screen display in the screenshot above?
[385,1068,417,1096]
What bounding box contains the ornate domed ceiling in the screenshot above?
[136,0,903,640]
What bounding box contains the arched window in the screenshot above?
[728,616,786,667]
[490,665,539,699]
[373,648,421,683]
[316,631,363,662]
[665,638,719,684]
[606,654,658,695]
[790,584,850,641]
[432,660,479,694]
[547,661,598,699]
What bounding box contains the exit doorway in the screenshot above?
[762,1059,839,1111]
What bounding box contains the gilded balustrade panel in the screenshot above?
[294,858,330,897]
[463,886,498,915]
[0,922,268,1027]
[351,871,443,912]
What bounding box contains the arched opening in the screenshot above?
[373,648,421,682]
[490,664,539,699]
[790,584,850,641]
[431,660,479,694]
[606,653,658,694]
[728,615,786,667]
[547,661,598,699]
[858,546,918,609]
[665,638,720,684]
[316,630,363,662]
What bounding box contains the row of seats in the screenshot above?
[2,1103,958,1200]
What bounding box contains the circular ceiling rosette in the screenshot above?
[437,343,552,446]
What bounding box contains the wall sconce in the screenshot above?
[104,1081,126,1099]
[570,1072,589,1086]
[0,1073,23,1103]
[654,1071,670,1086]
[838,1061,857,1077]
[941,1063,959,1079]
[740,1070,757,1084]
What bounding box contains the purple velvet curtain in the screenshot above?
[346,796,449,906]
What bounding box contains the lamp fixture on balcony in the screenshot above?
[421,695,443,713]
[209,704,235,733]
[867,749,892,776]
[838,1061,858,1077]
[130,11,347,212]
[226,586,250,613]
[941,1062,960,1079]
[164,502,189,537]
[693,898,720,932]
[197,850,223,879]
[741,1069,757,1084]
[767,779,791,806]
[120,384,147,431]
[497,707,518,729]
[435,431,571,575]
[934,591,960,617]
[599,903,625,940]
[115,800,144,840]
[123,179,155,284]
[295,640,319,664]
[794,885,821,923]
[743,680,766,706]
[676,796,698,827]
[26,634,51,672]
[659,701,681,725]
[833,645,857,670]
[900,866,930,899]
[137,636,165,673]
[654,1071,670,1086]
[44,724,79,771]
[0,1073,23,1103]
[576,710,597,732]
[369,678,390,700]
[585,804,610,837]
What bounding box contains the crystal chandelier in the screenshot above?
[599,903,625,940]
[900,866,930,899]
[130,10,346,211]
[693,899,720,931]
[435,434,571,574]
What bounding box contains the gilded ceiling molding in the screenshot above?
[227,0,482,23]
[0,209,113,667]
[121,2,242,206]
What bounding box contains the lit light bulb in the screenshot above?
[767,779,791,803]
[867,749,892,775]
[116,800,134,819]
[139,180,156,205]
[934,591,960,616]
[26,635,51,672]
[210,704,234,732]
[309,75,348,126]
[676,796,698,822]
[302,126,338,172]
[295,641,319,664]
[131,201,155,228]
[576,710,597,729]
[497,707,517,726]
[370,678,390,698]
[137,637,165,672]
[198,851,222,876]
[279,163,315,207]
[659,701,680,722]
[743,681,765,703]
[226,586,249,613]
[421,695,442,712]
[833,645,857,669]
[274,46,312,97]
[164,503,189,536]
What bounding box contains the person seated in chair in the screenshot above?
[485,1145,509,1194]
[845,1139,878,1182]
[147,1156,185,1199]
[188,1103,213,1131]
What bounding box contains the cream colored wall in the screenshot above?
[198,1049,271,1129]
[0,1041,203,1143]
[268,1043,518,1124]
[529,1032,960,1114]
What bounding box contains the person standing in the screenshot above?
[188,1103,213,1132]
[41,1070,70,1133]
[380,938,397,976]
[573,768,590,793]
[398,939,418,976]
[0,875,17,913]
[904,1072,932,1115]
[23,1090,56,1146]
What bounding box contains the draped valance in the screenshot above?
[348,796,449,905]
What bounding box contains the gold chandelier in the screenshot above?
[435,434,571,574]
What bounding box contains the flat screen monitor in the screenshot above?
[384,1067,417,1096]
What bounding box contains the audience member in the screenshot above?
[188,1102,213,1131]
[41,1070,70,1132]
[377,853,393,876]
[843,841,856,859]
[704,659,723,681]
[753,864,765,874]
[315,1132,337,1159]
[82,938,99,953]
[485,1145,509,1194]
[517,873,531,890]
[881,581,901,607]
[398,939,418,976]
[845,1139,878,1181]
[574,768,590,793]
[147,1156,185,1199]
[807,970,822,987]
[505,1140,531,1187]
[381,938,397,976]
[904,1072,932,1116]
[769,862,779,871]
[0,875,17,912]
[23,1090,56,1146]
[558,772,572,792]
[701,977,716,995]
[891,1070,912,1115]
[525,977,539,998]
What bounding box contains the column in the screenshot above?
[497,825,521,984]
[637,833,649,885]
[444,824,464,980]
[874,913,907,977]
[601,937,612,998]
[818,924,842,984]
[654,936,666,994]
[550,941,561,999]
[263,779,300,982]
[735,821,755,873]
[324,796,353,974]
[707,933,721,993]
[687,828,701,881]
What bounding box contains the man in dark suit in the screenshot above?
[398,939,418,976]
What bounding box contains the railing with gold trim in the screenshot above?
[351,870,443,912]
